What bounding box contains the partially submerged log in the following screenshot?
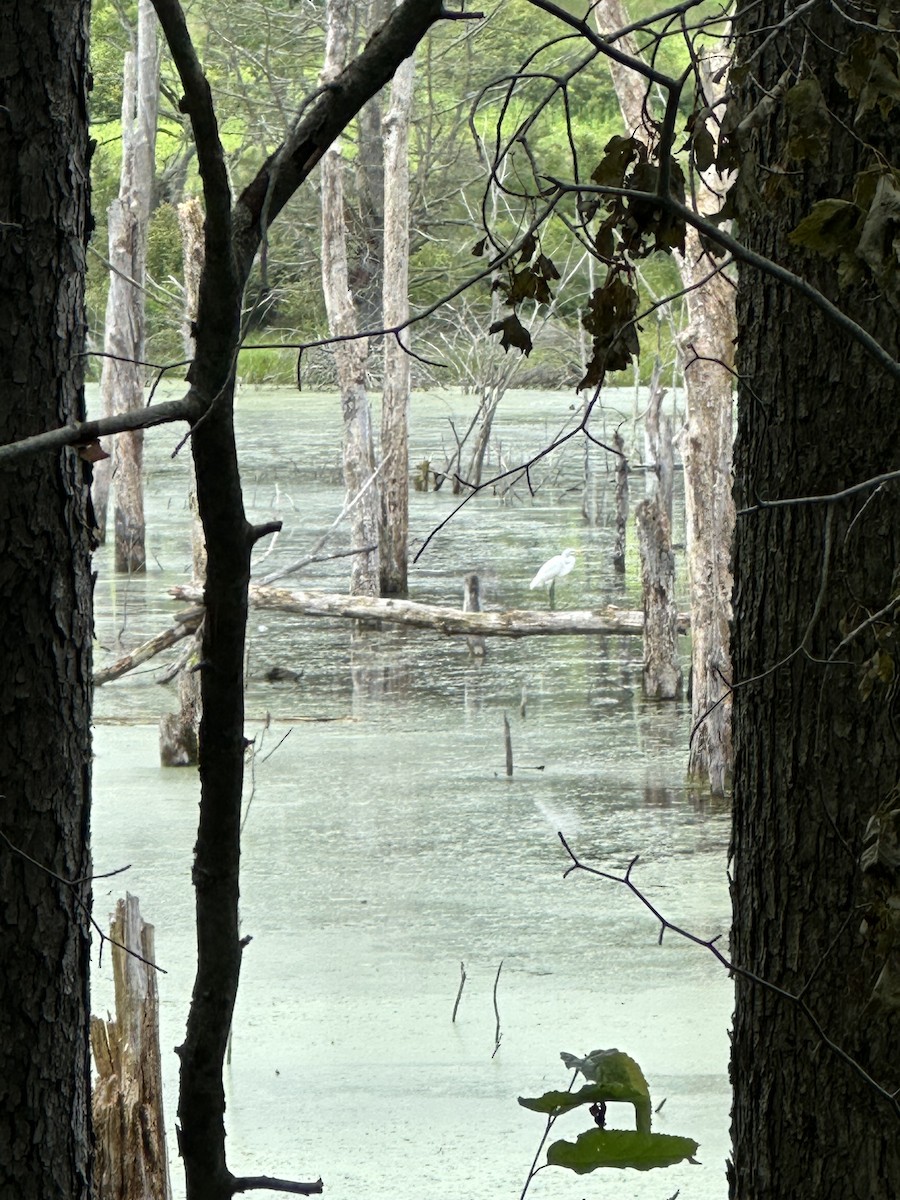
[91,894,171,1200]
[171,582,689,638]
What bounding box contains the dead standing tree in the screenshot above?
[600,0,734,789]
[95,0,161,571]
[320,0,381,599]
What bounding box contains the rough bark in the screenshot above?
[91,896,172,1200]
[600,0,734,791]
[97,1,160,571]
[379,12,415,596]
[0,4,94,1197]
[730,6,900,1197]
[321,0,381,597]
[172,581,688,638]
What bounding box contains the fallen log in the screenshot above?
[94,606,204,686]
[170,583,690,638]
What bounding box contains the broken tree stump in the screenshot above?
[91,894,172,1200]
[463,572,487,658]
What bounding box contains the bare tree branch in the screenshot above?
[557,833,900,1118]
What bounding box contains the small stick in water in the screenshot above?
[504,713,513,777]
[452,960,467,1023]
[492,959,504,1058]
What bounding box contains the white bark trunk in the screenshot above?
[600,0,734,791]
[321,0,380,597]
[379,19,414,596]
[96,2,160,573]
[158,197,206,768]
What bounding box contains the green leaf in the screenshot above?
[547,1129,700,1173]
[519,1082,628,1115]
[559,1049,650,1100]
[488,314,532,356]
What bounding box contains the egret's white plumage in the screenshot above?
[530,547,578,590]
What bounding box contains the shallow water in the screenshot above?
[90,385,731,1199]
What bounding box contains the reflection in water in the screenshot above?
[90,388,730,1200]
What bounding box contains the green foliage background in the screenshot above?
[87,0,706,388]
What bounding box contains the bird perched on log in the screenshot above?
[529,547,578,609]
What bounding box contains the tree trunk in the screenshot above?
[635,497,682,699]
[678,249,735,795]
[158,196,206,768]
[612,428,628,573]
[321,0,380,597]
[730,7,900,1196]
[600,0,734,792]
[97,1,160,572]
[643,357,673,521]
[0,4,94,1197]
[379,12,414,597]
[91,896,172,1200]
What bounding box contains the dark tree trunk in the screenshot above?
[146,3,457,1196]
[0,4,94,1198]
[730,7,900,1197]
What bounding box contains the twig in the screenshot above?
[492,959,504,1058]
[452,960,467,1022]
[0,827,164,973]
[557,832,900,1118]
[519,1068,578,1199]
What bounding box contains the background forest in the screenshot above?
[87,0,690,391]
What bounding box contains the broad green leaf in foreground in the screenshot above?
[518,1082,624,1115]
[547,1128,700,1173]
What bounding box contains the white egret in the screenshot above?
[529,547,578,609]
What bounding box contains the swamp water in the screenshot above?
[90,386,732,1199]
